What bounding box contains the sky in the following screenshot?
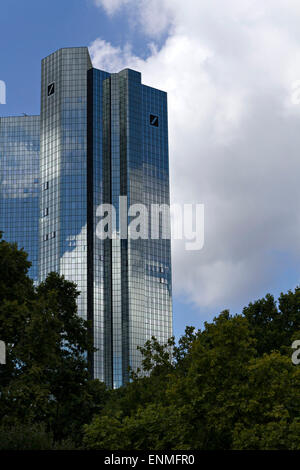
[1,0,300,339]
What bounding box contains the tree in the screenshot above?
[232,353,300,450]
[83,294,300,450]
[243,288,300,355]
[0,235,109,447]
[2,233,300,450]
[0,233,35,386]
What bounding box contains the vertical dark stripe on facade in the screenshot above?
[119,74,129,384]
[103,77,113,388]
[87,68,94,378]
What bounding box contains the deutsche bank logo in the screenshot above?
[0,80,6,104]
[150,114,159,127]
[48,82,55,97]
[0,340,5,364]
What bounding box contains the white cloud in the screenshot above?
[91,0,300,312]
[93,0,131,16]
[89,39,139,72]
[94,0,174,35]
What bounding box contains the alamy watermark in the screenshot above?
[291,340,300,365]
[0,340,5,365]
[0,80,6,104]
[96,197,204,251]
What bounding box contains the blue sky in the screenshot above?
[0,0,149,116]
[0,0,198,338]
[1,0,299,340]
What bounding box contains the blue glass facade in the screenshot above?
[93,67,172,387]
[87,67,111,382]
[0,116,40,282]
[40,48,92,339]
[0,47,172,388]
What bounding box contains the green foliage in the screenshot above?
[83,404,189,450]
[0,422,76,450]
[0,422,55,450]
[1,234,300,450]
[232,353,300,449]
[0,235,109,448]
[84,290,300,450]
[243,289,300,355]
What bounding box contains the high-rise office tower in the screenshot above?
[0,116,40,282]
[0,47,172,388]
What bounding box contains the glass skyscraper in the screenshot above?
[0,115,40,282]
[0,47,172,388]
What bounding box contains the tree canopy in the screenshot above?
[83,298,300,450]
[0,233,108,448]
[0,233,299,450]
